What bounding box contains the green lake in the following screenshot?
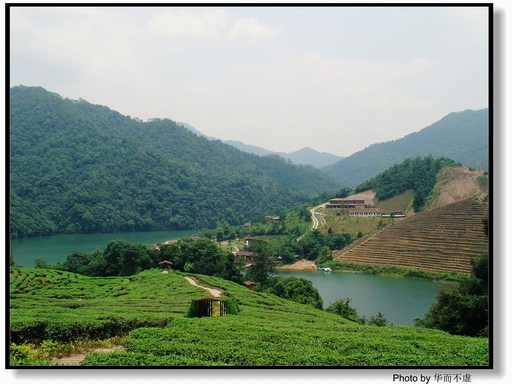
[9,230,198,268]
[10,231,442,326]
[276,270,442,326]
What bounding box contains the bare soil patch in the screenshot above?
[427,167,487,210]
[276,259,317,271]
[348,189,377,205]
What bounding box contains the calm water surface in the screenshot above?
[10,230,198,268]
[277,270,442,326]
[11,231,441,326]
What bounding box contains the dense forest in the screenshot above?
[355,155,462,212]
[323,108,489,187]
[9,86,341,239]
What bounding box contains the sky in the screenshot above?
[8,3,490,157]
[2,3,510,382]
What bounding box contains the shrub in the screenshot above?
[367,312,388,326]
[325,298,363,323]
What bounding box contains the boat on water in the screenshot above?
[317,267,332,272]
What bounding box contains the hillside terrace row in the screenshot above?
[333,199,489,274]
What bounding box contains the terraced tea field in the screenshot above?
[333,199,489,274]
[10,267,489,366]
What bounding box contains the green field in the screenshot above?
[374,189,415,215]
[9,267,489,367]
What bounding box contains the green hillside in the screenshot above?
[332,199,489,275]
[9,86,341,239]
[323,108,489,187]
[9,267,488,367]
[222,140,344,168]
[355,156,461,212]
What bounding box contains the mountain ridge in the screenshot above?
[9,86,341,238]
[178,122,344,168]
[323,108,489,187]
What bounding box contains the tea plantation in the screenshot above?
[9,267,489,367]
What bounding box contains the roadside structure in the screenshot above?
[348,209,382,217]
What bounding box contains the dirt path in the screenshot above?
[52,346,125,366]
[184,277,222,297]
[309,203,326,230]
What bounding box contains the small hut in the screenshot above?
[244,281,257,291]
[158,260,173,273]
[190,298,226,318]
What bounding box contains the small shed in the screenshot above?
[190,298,226,318]
[244,281,257,291]
[158,260,173,273]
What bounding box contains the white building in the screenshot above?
[348,209,382,217]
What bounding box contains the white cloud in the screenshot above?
[8,5,489,157]
[227,18,282,43]
[148,8,229,41]
[178,51,443,153]
[10,8,144,78]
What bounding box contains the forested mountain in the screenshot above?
[176,122,344,167]
[281,147,344,168]
[223,140,344,168]
[355,156,462,212]
[9,86,341,238]
[222,139,277,157]
[323,108,489,187]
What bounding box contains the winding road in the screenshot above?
[310,203,326,230]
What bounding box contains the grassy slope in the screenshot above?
[318,190,413,238]
[10,268,488,367]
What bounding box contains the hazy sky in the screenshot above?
[9,4,489,157]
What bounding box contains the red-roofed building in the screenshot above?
[244,281,257,290]
[325,198,368,208]
[234,251,257,264]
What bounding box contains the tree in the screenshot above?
[158,238,242,283]
[87,249,107,276]
[367,312,388,326]
[102,240,156,276]
[267,276,323,309]
[247,240,275,291]
[482,216,488,237]
[61,251,94,275]
[316,245,332,265]
[325,298,363,323]
[34,258,50,269]
[414,253,488,337]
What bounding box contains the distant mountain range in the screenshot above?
[9,85,489,239]
[322,108,489,187]
[178,122,344,168]
[9,86,341,238]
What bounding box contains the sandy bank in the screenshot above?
[276,259,317,271]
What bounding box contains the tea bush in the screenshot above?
[10,267,488,367]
